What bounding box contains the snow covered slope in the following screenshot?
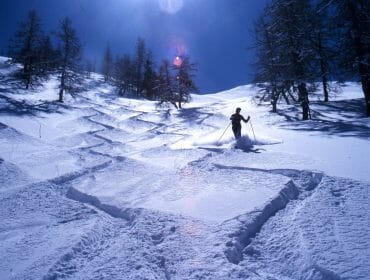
[0,58,369,279]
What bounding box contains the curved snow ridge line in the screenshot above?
[223,180,299,264]
[91,132,124,145]
[67,186,142,222]
[85,116,117,130]
[48,160,113,192]
[222,170,323,265]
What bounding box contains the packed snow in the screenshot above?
[0,57,369,279]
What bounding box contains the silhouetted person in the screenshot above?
[230,107,250,139]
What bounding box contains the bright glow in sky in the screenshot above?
[159,0,184,14]
[0,0,270,93]
[173,56,183,67]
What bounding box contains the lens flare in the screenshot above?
[159,0,184,14]
[173,56,183,67]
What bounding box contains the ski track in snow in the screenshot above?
[0,60,369,279]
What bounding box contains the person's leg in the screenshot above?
[236,127,241,139]
[232,126,238,139]
[233,126,241,139]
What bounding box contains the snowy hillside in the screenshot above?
[0,57,369,279]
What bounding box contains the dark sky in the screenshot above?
[0,0,269,93]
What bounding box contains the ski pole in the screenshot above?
[217,122,231,144]
[249,119,256,141]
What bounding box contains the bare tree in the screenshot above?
[253,11,289,113]
[172,56,197,109]
[142,51,157,100]
[84,59,96,78]
[57,17,82,102]
[133,37,146,96]
[157,59,178,108]
[308,1,341,102]
[102,44,113,83]
[322,0,370,116]
[254,0,315,120]
[114,54,135,95]
[8,10,48,89]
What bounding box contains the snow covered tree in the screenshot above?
[102,44,113,83]
[172,56,197,109]
[56,17,82,102]
[8,10,49,89]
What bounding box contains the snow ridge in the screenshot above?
[219,167,323,264]
[1,59,369,279]
[67,186,142,222]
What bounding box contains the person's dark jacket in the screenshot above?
[230,113,249,127]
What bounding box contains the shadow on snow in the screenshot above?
[275,99,369,139]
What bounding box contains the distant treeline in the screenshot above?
[7,10,197,108]
[253,0,370,118]
[101,39,197,109]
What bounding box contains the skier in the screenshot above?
[230,107,250,139]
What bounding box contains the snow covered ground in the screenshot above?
[0,57,369,279]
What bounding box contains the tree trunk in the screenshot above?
[171,102,178,109]
[348,2,370,116]
[361,77,370,117]
[24,63,31,90]
[298,83,310,120]
[271,91,280,113]
[320,56,329,102]
[322,74,329,102]
[59,71,65,102]
[272,99,277,113]
[281,91,290,105]
[58,88,64,102]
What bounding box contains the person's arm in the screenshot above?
[243,115,250,123]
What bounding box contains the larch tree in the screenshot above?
[114,54,134,95]
[57,17,82,102]
[253,9,287,113]
[133,37,146,96]
[309,0,340,102]
[172,56,198,109]
[102,44,113,83]
[142,51,157,100]
[254,0,316,120]
[9,10,48,89]
[157,59,177,108]
[323,0,370,116]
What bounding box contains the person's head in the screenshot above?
[236,107,241,113]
